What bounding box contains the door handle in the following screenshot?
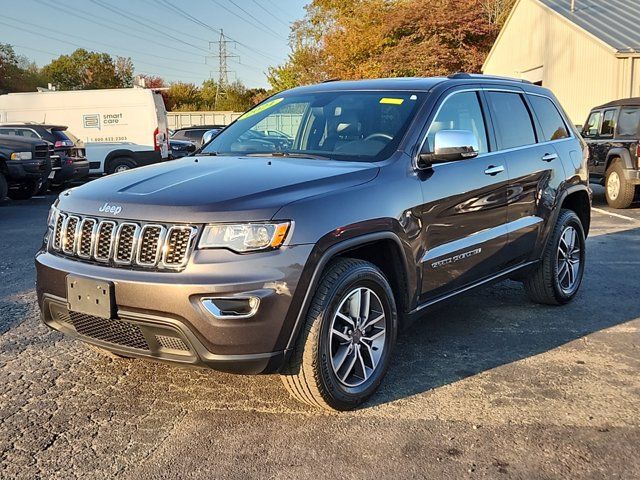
[484,165,505,176]
[541,153,558,162]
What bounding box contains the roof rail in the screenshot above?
[321,78,342,83]
[447,72,532,84]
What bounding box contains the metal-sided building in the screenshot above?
[482,0,640,124]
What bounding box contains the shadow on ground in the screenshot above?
[369,225,640,407]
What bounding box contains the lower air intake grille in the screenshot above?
[155,335,189,351]
[68,311,150,350]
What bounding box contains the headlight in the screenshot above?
[198,222,290,253]
[47,205,58,229]
[10,151,32,160]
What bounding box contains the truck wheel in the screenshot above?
[281,258,397,411]
[0,173,7,201]
[107,157,136,175]
[524,209,585,305]
[7,180,39,200]
[605,159,635,208]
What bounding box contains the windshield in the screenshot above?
[201,91,425,161]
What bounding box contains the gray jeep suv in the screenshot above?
[36,75,591,410]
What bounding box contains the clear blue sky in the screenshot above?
[2,0,308,88]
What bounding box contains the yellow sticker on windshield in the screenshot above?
[379,97,404,105]
[239,97,284,120]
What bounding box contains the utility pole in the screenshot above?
[206,30,238,110]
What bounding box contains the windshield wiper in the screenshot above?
[196,151,218,156]
[245,151,331,160]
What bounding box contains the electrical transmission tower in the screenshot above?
[206,30,238,109]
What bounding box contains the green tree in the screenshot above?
[42,49,134,90]
[0,43,49,93]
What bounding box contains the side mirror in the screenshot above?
[418,129,479,169]
[201,129,219,145]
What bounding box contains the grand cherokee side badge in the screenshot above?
[98,202,123,215]
[431,248,482,269]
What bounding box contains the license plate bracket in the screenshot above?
[66,275,115,319]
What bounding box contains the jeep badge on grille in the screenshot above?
[98,202,123,215]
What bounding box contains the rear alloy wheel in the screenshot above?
[524,209,585,305]
[605,159,635,209]
[281,258,397,411]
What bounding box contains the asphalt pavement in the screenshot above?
[0,186,639,479]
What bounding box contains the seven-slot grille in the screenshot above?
[51,211,196,270]
[34,144,48,158]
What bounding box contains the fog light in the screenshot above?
[201,297,260,319]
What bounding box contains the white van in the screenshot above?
[0,88,169,175]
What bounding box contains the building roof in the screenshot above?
[539,0,640,53]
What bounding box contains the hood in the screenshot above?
[58,155,379,223]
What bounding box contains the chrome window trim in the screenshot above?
[113,222,141,265]
[136,224,167,267]
[414,86,576,169]
[94,220,116,263]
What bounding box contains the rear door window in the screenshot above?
[528,95,569,141]
[617,107,640,137]
[600,109,617,136]
[583,111,602,137]
[486,91,536,150]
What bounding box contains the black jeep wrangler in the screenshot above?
[582,98,640,208]
[0,134,51,201]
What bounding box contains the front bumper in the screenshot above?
[6,158,49,182]
[35,244,313,374]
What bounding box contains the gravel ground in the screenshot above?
[0,187,639,480]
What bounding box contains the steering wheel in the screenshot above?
[364,133,393,142]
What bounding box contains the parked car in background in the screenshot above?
[168,138,196,159]
[37,75,591,410]
[0,123,89,189]
[582,98,640,208]
[0,88,169,176]
[0,134,51,200]
[171,125,225,148]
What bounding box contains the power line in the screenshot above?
[89,0,211,55]
[34,0,206,62]
[250,0,291,28]
[148,0,282,63]
[227,0,288,39]
[0,19,207,78]
[1,14,207,76]
[209,0,285,41]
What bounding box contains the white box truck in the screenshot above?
[0,88,169,175]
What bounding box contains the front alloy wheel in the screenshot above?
[329,287,386,387]
[281,258,397,410]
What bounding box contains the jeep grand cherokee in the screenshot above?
[36,75,591,410]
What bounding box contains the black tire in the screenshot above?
[281,258,398,411]
[523,209,585,305]
[604,159,635,209]
[106,157,136,175]
[0,173,7,201]
[7,180,40,200]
